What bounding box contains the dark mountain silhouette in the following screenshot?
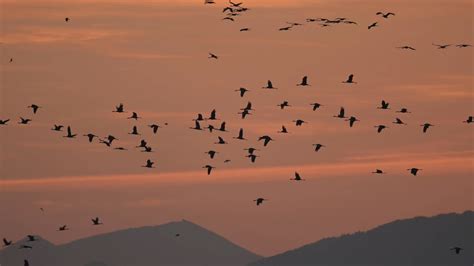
[250,211,473,266]
[0,220,261,266]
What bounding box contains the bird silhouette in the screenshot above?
[99,139,112,147]
[278,125,289,134]
[258,135,274,147]
[204,0,215,4]
[238,109,251,119]
[127,112,140,120]
[279,26,293,31]
[64,126,77,138]
[393,118,407,125]
[91,217,103,225]
[65,17,70,22]
[397,46,416,50]
[290,172,304,181]
[233,128,246,140]
[242,101,254,111]
[224,159,232,163]
[114,147,127,151]
[3,238,12,246]
[58,225,69,231]
[293,119,307,126]
[368,22,378,29]
[27,235,37,242]
[229,0,243,7]
[342,74,356,84]
[240,28,250,32]
[0,119,10,125]
[346,116,359,127]
[137,139,147,148]
[254,198,267,206]
[396,108,411,113]
[113,103,125,113]
[205,150,218,159]
[407,168,421,176]
[244,147,259,155]
[235,87,249,97]
[377,100,390,110]
[9,58,13,63]
[149,124,160,134]
[18,117,32,124]
[247,154,259,163]
[450,247,463,254]
[297,76,310,86]
[375,125,387,133]
[223,17,235,22]
[52,124,64,131]
[208,110,218,120]
[262,80,277,89]
[278,101,291,109]
[334,107,347,118]
[215,136,227,144]
[28,104,41,114]
[218,121,228,132]
[129,125,140,135]
[432,43,451,49]
[190,120,203,130]
[207,125,215,133]
[143,159,154,168]
[462,116,473,123]
[105,135,118,143]
[209,53,219,59]
[141,146,153,153]
[421,123,433,133]
[376,12,395,18]
[203,165,215,175]
[372,169,385,174]
[456,44,472,48]
[313,143,325,152]
[310,103,322,111]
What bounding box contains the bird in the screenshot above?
[234,128,246,140]
[215,136,227,144]
[287,22,303,26]
[254,198,267,206]
[129,125,140,135]
[456,44,472,48]
[51,124,64,131]
[377,100,390,110]
[208,53,219,59]
[368,22,378,29]
[346,116,359,127]
[313,143,325,152]
[263,80,277,89]
[432,43,451,49]
[104,135,118,144]
[278,101,291,109]
[205,150,218,159]
[218,121,228,132]
[137,139,147,148]
[244,147,259,155]
[0,119,10,125]
[343,20,358,25]
[203,165,215,175]
[114,147,127,151]
[190,120,203,130]
[239,109,251,119]
[278,125,289,134]
[113,103,125,113]
[65,17,70,22]
[450,247,463,254]
[58,225,69,231]
[310,103,322,111]
[9,58,13,63]
[229,0,243,7]
[223,7,234,13]
[258,135,274,147]
[194,113,205,121]
[396,108,411,113]
[376,12,395,18]
[91,217,103,225]
[421,123,433,133]
[375,125,387,133]
[143,159,154,168]
[240,28,250,32]
[372,169,385,174]
[28,104,41,114]
[223,17,235,22]
[293,119,307,126]
[342,74,356,84]
[127,112,140,120]
[149,124,160,134]
[207,125,215,132]
[208,109,218,120]
[290,172,304,181]
[27,235,37,242]
[334,107,347,118]
[64,126,77,138]
[247,154,259,163]
[407,168,421,176]
[224,159,232,163]
[99,139,112,147]
[397,46,416,50]
[19,245,33,249]
[462,116,473,123]
[204,0,215,4]
[18,117,32,124]
[235,87,249,97]
[141,146,153,153]
[175,233,181,237]
[3,238,12,246]
[393,118,407,125]
[279,26,293,31]
[297,76,310,86]
[241,101,254,111]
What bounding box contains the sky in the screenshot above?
[0,0,473,257]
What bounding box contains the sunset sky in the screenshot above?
[0,0,473,256]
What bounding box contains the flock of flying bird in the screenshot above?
[2,1,472,264]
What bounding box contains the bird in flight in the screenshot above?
[342,74,356,84]
[113,103,125,113]
[208,53,219,59]
[334,107,347,119]
[27,235,37,242]
[396,108,411,113]
[203,165,215,175]
[240,28,250,32]
[194,113,205,121]
[223,17,235,22]
[310,102,322,111]
[141,146,153,153]
[143,159,155,168]
[65,17,70,22]
[377,100,390,110]
[233,128,246,140]
[376,12,395,18]
[9,58,13,63]
[28,104,41,114]
[18,117,32,124]
[346,116,359,127]
[368,22,378,29]
[64,126,77,138]
[393,118,407,125]
[258,135,274,147]
[278,26,293,31]
[297,76,310,86]
[19,244,33,249]
[204,0,215,4]
[278,101,291,110]
[218,121,227,132]
[229,0,243,7]
[397,46,416,50]
[91,217,103,225]
[432,43,451,49]
[190,120,203,130]
[205,150,218,159]
[244,147,259,155]
[462,116,473,123]
[278,125,289,134]
[129,125,140,135]
[3,238,12,246]
[372,169,385,174]
[290,172,304,181]
[421,123,434,133]
[375,125,387,133]
[407,168,421,176]
[456,44,471,48]
[235,87,249,97]
[263,80,277,89]
[313,143,325,152]
[127,112,141,120]
[149,124,160,134]
[450,247,463,254]
[52,124,64,131]
[293,119,307,126]
[0,119,10,125]
[215,136,227,144]
[58,225,69,231]
[247,154,259,163]
[208,109,218,120]
[238,109,251,119]
[254,198,267,206]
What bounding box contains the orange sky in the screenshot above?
[0,0,473,256]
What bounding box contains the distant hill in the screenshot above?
[250,211,473,266]
[0,220,261,266]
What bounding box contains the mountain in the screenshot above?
[250,211,473,266]
[0,220,261,266]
